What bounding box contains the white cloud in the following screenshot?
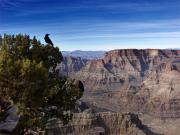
[58,32,180,41]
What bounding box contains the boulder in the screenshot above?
[0,106,19,133]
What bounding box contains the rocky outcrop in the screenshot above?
[0,106,19,133]
[47,112,161,135]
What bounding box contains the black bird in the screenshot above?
[44,34,54,46]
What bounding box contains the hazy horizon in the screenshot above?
[0,0,180,51]
[61,48,180,52]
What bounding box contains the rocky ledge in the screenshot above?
[47,111,162,135]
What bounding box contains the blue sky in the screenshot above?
[0,0,180,51]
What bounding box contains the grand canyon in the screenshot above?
[50,49,180,135]
[1,0,180,134]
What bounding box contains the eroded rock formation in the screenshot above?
[58,49,180,118]
[47,111,161,135]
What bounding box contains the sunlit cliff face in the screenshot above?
[148,49,159,57]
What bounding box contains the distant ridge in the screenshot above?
[62,50,106,60]
[167,48,180,50]
[62,49,180,60]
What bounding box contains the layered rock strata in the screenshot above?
[47,112,161,135]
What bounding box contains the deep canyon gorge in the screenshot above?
[52,49,180,135]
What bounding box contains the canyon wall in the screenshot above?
[47,112,161,135]
[58,49,180,118]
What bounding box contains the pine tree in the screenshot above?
[0,34,83,134]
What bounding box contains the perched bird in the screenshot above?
[44,34,54,46]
